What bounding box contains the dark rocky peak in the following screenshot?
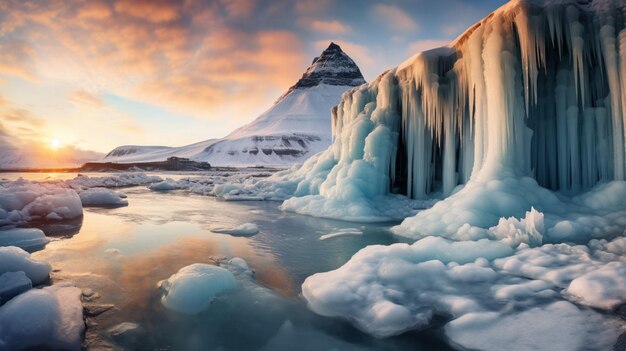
[277,42,366,101]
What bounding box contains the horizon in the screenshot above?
[0,0,506,166]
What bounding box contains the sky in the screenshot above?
[0,0,508,163]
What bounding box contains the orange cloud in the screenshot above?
[114,0,182,23]
[371,4,418,32]
[70,90,104,107]
[0,0,311,123]
[299,18,352,35]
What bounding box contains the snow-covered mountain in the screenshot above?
[103,42,365,167]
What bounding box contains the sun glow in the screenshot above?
[51,138,61,150]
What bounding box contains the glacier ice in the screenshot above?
[158,263,238,314]
[78,187,128,207]
[223,0,626,237]
[294,2,626,343]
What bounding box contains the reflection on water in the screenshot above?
[18,178,451,350]
[29,216,84,238]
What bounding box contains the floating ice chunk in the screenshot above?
[0,284,85,351]
[319,228,363,240]
[67,173,162,189]
[302,237,513,337]
[108,322,144,345]
[564,262,626,310]
[227,257,250,272]
[0,271,31,302]
[211,223,259,236]
[0,228,49,252]
[490,207,544,247]
[158,263,237,314]
[78,188,128,207]
[0,246,51,284]
[148,179,180,191]
[445,301,622,351]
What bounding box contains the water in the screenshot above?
[4,172,453,350]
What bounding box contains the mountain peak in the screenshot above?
[278,42,366,101]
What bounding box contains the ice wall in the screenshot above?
[279,0,626,225]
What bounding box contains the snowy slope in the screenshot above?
[103,43,365,167]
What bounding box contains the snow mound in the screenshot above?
[0,246,51,285]
[78,187,128,207]
[158,263,237,314]
[211,223,259,236]
[0,284,85,351]
[0,228,48,252]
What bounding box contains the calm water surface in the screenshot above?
[4,172,453,350]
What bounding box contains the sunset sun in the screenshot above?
[50,138,60,150]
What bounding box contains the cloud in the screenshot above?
[70,90,104,107]
[0,0,310,122]
[294,0,333,15]
[371,4,418,32]
[299,18,352,35]
[114,0,181,23]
